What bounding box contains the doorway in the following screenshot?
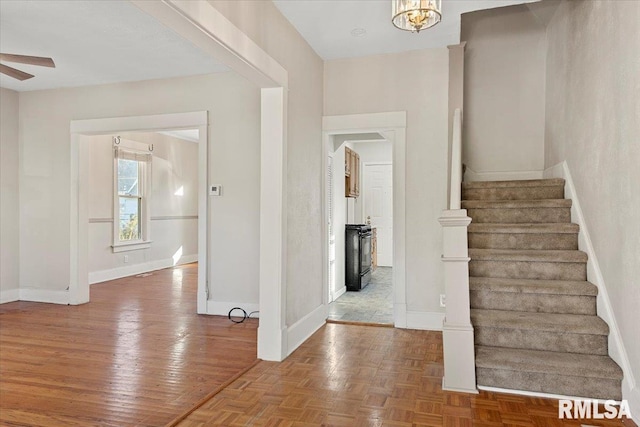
[322,112,407,327]
[70,112,209,313]
[327,137,394,324]
[85,129,200,295]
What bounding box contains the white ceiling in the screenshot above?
[273,0,539,60]
[0,0,228,92]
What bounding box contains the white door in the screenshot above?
[364,164,393,266]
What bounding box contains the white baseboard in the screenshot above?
[286,304,327,357]
[405,310,445,331]
[394,302,408,328]
[0,288,19,304]
[479,385,626,405]
[544,160,638,420]
[332,285,346,302]
[89,254,198,284]
[19,288,70,305]
[206,300,260,317]
[465,167,543,182]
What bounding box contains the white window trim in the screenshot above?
[112,139,152,253]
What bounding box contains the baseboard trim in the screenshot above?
[465,167,543,182]
[89,254,198,284]
[0,288,20,304]
[478,385,627,405]
[544,160,638,420]
[18,289,70,305]
[286,304,327,357]
[206,300,260,317]
[332,285,346,302]
[394,302,407,328]
[405,310,445,331]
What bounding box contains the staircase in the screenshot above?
[462,178,623,400]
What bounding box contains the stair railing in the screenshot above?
[438,108,477,393]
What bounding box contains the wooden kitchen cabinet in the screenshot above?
[345,147,360,198]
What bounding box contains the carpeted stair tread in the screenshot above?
[475,346,623,380]
[462,199,572,209]
[462,179,565,189]
[471,309,609,335]
[468,223,579,234]
[469,249,587,263]
[469,277,598,296]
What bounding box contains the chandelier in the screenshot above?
[392,0,442,33]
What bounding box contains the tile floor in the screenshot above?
[328,266,394,324]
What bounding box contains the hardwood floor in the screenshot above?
[2,267,636,427]
[0,263,258,427]
[177,323,636,427]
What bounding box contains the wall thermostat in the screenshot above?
[209,185,222,196]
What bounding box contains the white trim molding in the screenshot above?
[0,289,19,304]
[89,254,198,285]
[465,167,543,182]
[286,304,327,357]
[322,111,407,330]
[544,160,638,420]
[406,311,445,331]
[18,289,70,305]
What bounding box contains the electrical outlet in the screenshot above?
[439,294,446,308]
[124,255,129,263]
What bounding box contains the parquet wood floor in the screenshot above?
[0,263,258,427]
[177,323,636,427]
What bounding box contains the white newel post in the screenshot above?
[439,210,477,393]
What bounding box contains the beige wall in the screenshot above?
[17,72,262,307]
[461,5,546,176]
[210,0,325,326]
[545,0,640,412]
[86,132,199,278]
[324,48,449,315]
[0,88,19,299]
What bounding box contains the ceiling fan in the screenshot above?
[0,53,56,81]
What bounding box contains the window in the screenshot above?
[113,145,152,252]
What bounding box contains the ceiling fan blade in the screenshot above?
[0,63,34,81]
[0,53,55,68]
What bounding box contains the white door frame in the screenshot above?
[69,112,209,313]
[322,112,408,327]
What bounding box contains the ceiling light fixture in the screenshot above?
[391,0,442,33]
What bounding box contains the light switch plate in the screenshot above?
[209,185,222,196]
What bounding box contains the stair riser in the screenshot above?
[477,368,622,400]
[469,233,578,250]
[463,186,564,201]
[470,260,587,281]
[470,291,596,315]
[466,207,571,223]
[474,327,608,355]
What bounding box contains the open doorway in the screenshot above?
[85,129,199,300]
[70,111,208,312]
[322,112,407,328]
[327,134,394,324]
